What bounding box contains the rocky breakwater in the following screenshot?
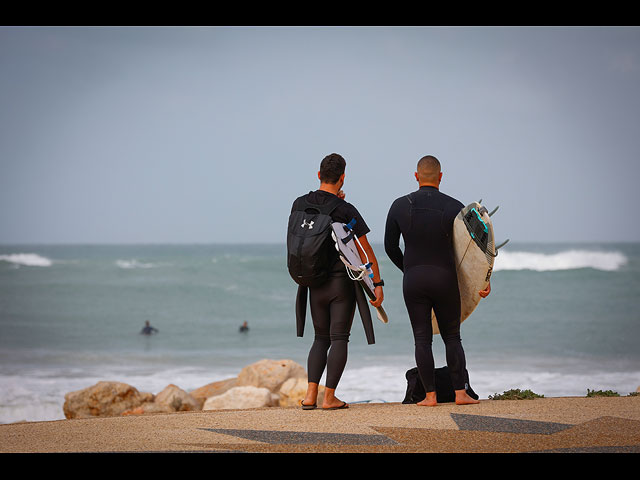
[63,359,325,419]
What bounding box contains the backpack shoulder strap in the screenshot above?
[302,193,344,216]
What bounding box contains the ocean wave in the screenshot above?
[467,367,640,399]
[0,364,241,423]
[338,361,640,402]
[115,259,156,269]
[493,250,628,272]
[0,253,53,267]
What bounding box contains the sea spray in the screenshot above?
[494,249,627,272]
[0,253,53,267]
[115,259,158,269]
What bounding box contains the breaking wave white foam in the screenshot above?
[0,253,53,267]
[493,250,628,272]
[115,259,156,269]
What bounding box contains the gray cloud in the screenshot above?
[1,26,639,244]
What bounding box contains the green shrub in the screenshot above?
[488,388,544,400]
[586,389,620,397]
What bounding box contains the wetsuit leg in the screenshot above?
[403,265,468,393]
[432,282,467,392]
[307,275,356,389]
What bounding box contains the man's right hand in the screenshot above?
[370,286,384,307]
[479,281,491,298]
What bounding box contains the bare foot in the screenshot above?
[302,382,319,407]
[301,398,316,408]
[455,389,480,405]
[322,399,349,410]
[322,395,348,409]
[416,391,437,407]
[302,395,317,407]
[322,387,348,409]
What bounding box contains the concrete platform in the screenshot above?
[2,396,640,453]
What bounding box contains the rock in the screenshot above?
[202,386,274,410]
[636,386,640,393]
[236,359,306,393]
[63,381,145,419]
[190,378,237,408]
[154,384,200,412]
[122,402,174,416]
[139,391,155,403]
[278,377,325,407]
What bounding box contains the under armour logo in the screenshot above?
[301,220,314,229]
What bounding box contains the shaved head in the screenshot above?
[416,155,441,183]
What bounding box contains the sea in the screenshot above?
[1,242,639,424]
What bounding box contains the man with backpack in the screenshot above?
[288,153,384,410]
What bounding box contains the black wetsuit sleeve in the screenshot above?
[344,203,370,239]
[384,197,405,272]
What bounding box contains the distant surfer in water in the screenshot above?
[239,321,249,333]
[384,155,489,406]
[140,320,158,335]
[291,153,384,410]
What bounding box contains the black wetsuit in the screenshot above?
[291,190,370,389]
[384,185,468,393]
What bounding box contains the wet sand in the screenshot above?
[2,396,639,453]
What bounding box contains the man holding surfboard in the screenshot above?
[384,155,490,406]
[289,153,384,410]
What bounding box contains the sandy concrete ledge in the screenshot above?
[1,396,640,453]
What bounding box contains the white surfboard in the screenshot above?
[431,201,506,334]
[331,222,389,324]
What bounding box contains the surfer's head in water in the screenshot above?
[318,153,346,198]
[415,155,443,188]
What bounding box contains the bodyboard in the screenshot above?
[331,222,388,324]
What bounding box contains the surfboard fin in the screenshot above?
[495,239,510,251]
[488,206,499,217]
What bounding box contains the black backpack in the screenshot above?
[402,366,479,404]
[287,194,343,288]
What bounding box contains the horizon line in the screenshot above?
[1,239,640,247]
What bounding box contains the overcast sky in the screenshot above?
[1,26,639,244]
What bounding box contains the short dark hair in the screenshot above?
[319,153,346,184]
[417,155,440,172]
[417,155,441,182]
